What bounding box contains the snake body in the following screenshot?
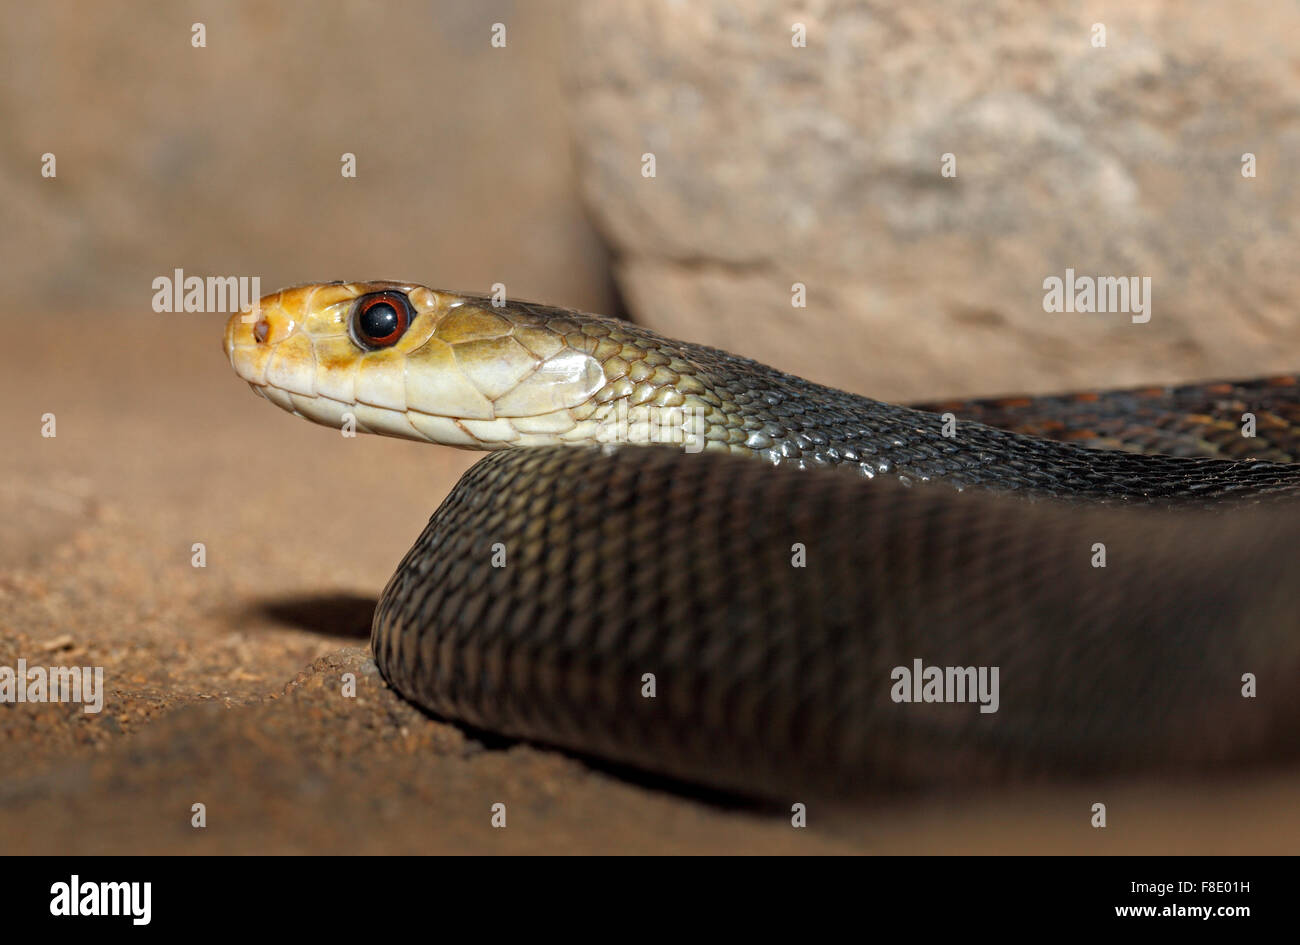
[225,283,1300,798]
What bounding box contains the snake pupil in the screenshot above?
[352,292,411,348]
[361,303,398,337]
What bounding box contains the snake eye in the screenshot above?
[351,291,413,349]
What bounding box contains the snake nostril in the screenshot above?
[253,318,270,343]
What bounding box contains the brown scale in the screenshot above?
[912,375,1300,463]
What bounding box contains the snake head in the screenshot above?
[224,281,709,451]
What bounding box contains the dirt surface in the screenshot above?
[0,311,1295,855]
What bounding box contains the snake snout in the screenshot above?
[223,292,310,391]
[223,308,266,358]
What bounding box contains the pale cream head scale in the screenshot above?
[223,282,718,451]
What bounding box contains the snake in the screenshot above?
[223,282,1300,799]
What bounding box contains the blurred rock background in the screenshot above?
[3,0,1298,400]
[1,0,616,319]
[571,0,1300,398]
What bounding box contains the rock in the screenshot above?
[570,0,1300,400]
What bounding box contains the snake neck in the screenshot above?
[676,340,1299,502]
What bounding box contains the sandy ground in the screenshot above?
[1,309,1297,855]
